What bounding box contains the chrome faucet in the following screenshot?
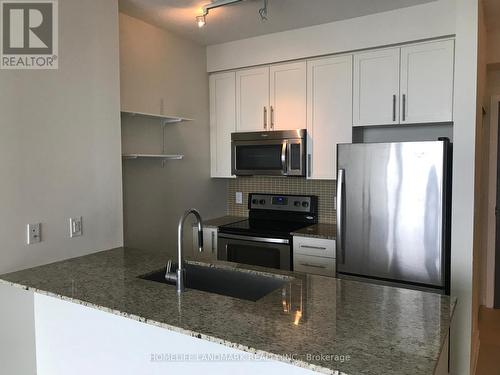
[165,208,203,293]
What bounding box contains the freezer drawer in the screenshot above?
[293,237,335,258]
[294,253,335,277]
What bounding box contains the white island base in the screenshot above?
[34,293,317,375]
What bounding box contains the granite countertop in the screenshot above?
[201,215,247,229]
[0,247,455,375]
[292,224,336,240]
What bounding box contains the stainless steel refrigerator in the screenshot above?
[336,139,452,294]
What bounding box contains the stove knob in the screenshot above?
[294,201,301,207]
[259,199,266,205]
[302,201,309,208]
[251,199,258,205]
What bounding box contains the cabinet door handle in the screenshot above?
[300,245,327,250]
[270,106,274,130]
[211,232,215,253]
[392,94,396,122]
[263,107,267,130]
[402,94,406,122]
[300,262,326,269]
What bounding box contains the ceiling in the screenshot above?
[119,0,437,46]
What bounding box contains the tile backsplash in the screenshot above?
[227,177,336,224]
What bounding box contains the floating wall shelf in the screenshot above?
[120,110,193,124]
[122,154,184,160]
[121,110,191,167]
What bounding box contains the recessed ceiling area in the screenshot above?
[119,0,437,46]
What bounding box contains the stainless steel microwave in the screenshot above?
[231,130,307,176]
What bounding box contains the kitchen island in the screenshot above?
[0,247,454,375]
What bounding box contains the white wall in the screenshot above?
[450,0,479,374]
[471,1,488,369]
[119,14,228,256]
[0,0,123,275]
[0,0,123,371]
[353,124,454,143]
[206,0,456,72]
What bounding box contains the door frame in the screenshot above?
[487,95,500,307]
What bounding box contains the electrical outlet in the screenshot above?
[235,192,243,204]
[27,223,41,245]
[69,217,83,238]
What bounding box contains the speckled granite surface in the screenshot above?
[0,247,455,375]
[292,224,336,240]
[201,216,246,228]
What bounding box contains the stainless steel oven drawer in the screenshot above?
[218,234,292,271]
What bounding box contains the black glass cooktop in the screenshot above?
[219,219,310,239]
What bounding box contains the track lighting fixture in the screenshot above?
[196,0,269,28]
[196,15,206,28]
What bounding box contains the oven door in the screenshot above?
[217,234,291,271]
[232,140,287,176]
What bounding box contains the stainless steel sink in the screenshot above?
[139,263,287,301]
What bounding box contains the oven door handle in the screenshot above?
[219,233,290,245]
[281,141,288,175]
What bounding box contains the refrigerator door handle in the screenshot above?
[337,168,345,264]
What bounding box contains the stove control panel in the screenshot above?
[249,193,316,213]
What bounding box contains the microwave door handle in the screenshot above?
[281,142,287,175]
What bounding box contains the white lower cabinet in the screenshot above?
[294,254,336,277]
[293,236,336,277]
[192,227,218,261]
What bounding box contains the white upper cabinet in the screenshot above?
[209,38,456,179]
[236,67,270,132]
[400,40,454,124]
[269,61,307,131]
[353,48,400,127]
[354,39,454,127]
[307,55,353,179]
[210,72,236,178]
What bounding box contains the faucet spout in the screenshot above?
[170,208,203,294]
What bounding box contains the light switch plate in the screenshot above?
[69,217,83,238]
[235,192,243,204]
[27,223,41,244]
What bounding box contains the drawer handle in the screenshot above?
[300,245,327,250]
[300,263,326,269]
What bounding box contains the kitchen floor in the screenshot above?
[476,306,500,375]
